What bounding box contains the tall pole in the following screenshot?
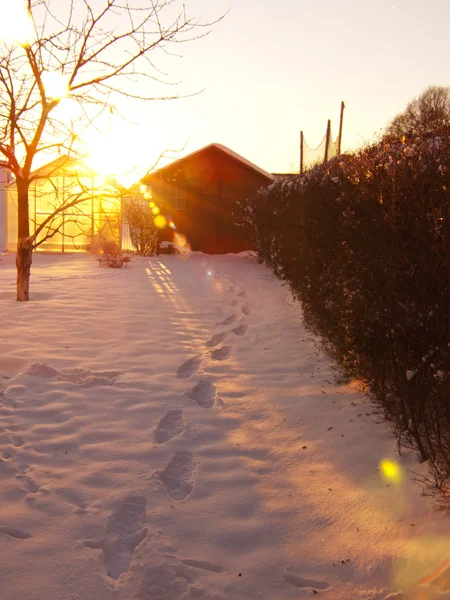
[324,119,331,162]
[337,101,345,155]
[300,130,304,174]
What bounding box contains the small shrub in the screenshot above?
[98,240,130,268]
[125,198,159,256]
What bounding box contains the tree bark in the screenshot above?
[16,178,32,301]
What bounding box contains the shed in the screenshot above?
[142,143,274,253]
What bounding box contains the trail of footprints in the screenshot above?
[84,277,253,581]
[134,277,252,581]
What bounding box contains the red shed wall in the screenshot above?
[149,147,271,253]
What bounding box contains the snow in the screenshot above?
[0,251,450,599]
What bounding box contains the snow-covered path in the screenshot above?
[0,253,449,600]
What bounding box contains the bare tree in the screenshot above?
[0,0,222,300]
[387,85,450,137]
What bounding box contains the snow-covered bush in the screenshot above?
[242,125,450,495]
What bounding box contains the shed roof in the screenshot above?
[143,143,274,182]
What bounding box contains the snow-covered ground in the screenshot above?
[1,251,450,600]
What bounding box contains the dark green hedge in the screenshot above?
[240,130,450,493]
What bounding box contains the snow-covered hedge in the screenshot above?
[241,129,450,494]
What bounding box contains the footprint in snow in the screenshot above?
[230,299,239,307]
[217,314,238,326]
[15,474,39,493]
[177,356,202,379]
[180,558,225,573]
[0,526,32,539]
[154,410,184,444]
[211,346,232,361]
[139,563,189,600]
[241,305,251,316]
[206,332,229,348]
[10,435,24,447]
[189,379,217,408]
[237,290,246,298]
[157,452,195,501]
[84,494,147,580]
[232,323,249,337]
[284,574,330,591]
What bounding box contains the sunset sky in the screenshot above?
[2,0,449,177]
[133,0,450,174]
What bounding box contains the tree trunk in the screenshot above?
[16,178,32,302]
[16,238,33,301]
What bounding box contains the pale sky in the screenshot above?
[129,0,450,174]
[3,0,449,176]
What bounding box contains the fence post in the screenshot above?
[324,119,331,162]
[300,130,304,174]
[337,101,345,155]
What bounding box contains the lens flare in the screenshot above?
[149,201,155,208]
[168,220,176,230]
[154,214,167,229]
[394,536,450,591]
[173,233,191,251]
[151,206,160,215]
[379,459,403,484]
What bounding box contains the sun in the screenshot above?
[0,0,34,46]
[82,115,156,189]
[42,71,70,100]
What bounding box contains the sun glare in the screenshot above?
[0,0,34,46]
[42,71,69,100]
[82,116,152,189]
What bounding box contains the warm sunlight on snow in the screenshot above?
[0,0,34,46]
[1,252,449,599]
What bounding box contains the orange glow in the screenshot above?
[151,206,160,215]
[173,233,191,251]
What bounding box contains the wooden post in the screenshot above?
[300,131,304,174]
[337,101,345,155]
[324,119,331,162]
